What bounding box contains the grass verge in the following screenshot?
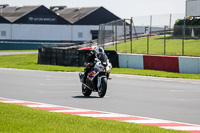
[0,102,185,133]
[0,53,199,79]
[106,35,200,56]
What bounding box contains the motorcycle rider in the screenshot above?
[81,46,105,83]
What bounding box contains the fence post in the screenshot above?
[150,15,152,37]
[112,21,115,46]
[115,23,117,52]
[164,25,166,55]
[147,34,149,54]
[130,17,133,53]
[124,19,127,42]
[182,18,186,56]
[98,24,101,47]
[102,24,105,49]
[169,14,172,32]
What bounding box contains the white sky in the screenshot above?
[0,0,186,18]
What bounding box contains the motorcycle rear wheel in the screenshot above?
[98,78,107,98]
[82,84,92,96]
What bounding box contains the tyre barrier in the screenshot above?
[38,47,119,68]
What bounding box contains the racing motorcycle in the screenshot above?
[79,53,112,98]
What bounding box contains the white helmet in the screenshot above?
[95,47,104,58]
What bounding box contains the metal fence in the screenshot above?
[97,14,200,56]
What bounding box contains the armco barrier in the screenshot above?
[179,56,200,74]
[118,54,144,69]
[143,55,179,73]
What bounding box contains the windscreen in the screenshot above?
[99,53,108,63]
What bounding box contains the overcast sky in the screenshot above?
[1,0,185,18]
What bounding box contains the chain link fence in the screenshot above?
[97,14,200,56]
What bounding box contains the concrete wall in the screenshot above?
[179,56,200,74]
[118,54,144,69]
[118,53,200,74]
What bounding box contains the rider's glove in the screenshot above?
[87,63,90,67]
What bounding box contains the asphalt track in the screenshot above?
[0,68,200,126]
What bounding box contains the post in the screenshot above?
[169,14,172,32]
[147,34,149,54]
[164,25,166,55]
[98,24,101,47]
[182,18,186,56]
[124,19,127,42]
[102,24,105,49]
[130,17,133,53]
[112,21,115,46]
[150,15,152,37]
[115,23,118,52]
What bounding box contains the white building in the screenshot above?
[186,0,200,17]
[0,5,121,43]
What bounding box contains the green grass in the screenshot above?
[111,68,200,79]
[0,102,186,133]
[0,53,84,72]
[0,53,200,79]
[106,35,200,56]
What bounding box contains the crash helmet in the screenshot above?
[94,46,104,58]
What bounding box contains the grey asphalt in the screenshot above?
[0,68,200,125]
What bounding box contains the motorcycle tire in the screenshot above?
[98,78,107,98]
[82,84,92,96]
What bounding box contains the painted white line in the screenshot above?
[51,109,88,112]
[1,100,26,103]
[161,126,200,131]
[25,105,58,107]
[123,120,172,124]
[77,114,130,117]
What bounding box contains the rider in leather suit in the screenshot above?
[82,46,104,83]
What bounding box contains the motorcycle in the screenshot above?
[79,53,112,98]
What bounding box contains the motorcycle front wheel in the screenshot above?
[82,84,92,96]
[98,78,107,98]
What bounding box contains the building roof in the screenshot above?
[1,5,39,22]
[0,5,71,24]
[54,7,99,24]
[53,6,121,25]
[0,5,120,25]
